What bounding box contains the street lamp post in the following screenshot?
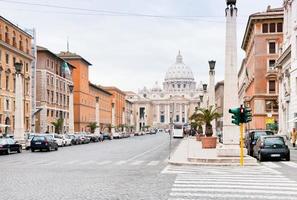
[95,96,100,134]
[68,84,74,134]
[14,62,25,142]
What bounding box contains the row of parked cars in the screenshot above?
[244,130,290,161]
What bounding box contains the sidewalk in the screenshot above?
[169,137,258,166]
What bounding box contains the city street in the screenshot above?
[0,133,180,200]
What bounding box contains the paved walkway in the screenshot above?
[169,137,257,166]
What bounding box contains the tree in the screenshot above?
[51,118,64,134]
[87,122,98,133]
[190,113,204,134]
[192,106,221,137]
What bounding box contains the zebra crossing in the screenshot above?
[164,164,297,200]
[0,158,167,168]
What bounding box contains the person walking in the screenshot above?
[290,128,297,147]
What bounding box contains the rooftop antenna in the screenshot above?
[67,36,69,52]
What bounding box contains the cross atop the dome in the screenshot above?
[176,50,183,63]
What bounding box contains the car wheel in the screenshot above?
[17,147,22,153]
[258,152,264,162]
[6,148,11,155]
[31,148,35,152]
[55,146,58,151]
[286,153,290,161]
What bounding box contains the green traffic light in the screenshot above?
[229,108,241,126]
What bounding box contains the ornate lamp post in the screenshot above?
[14,62,24,142]
[68,84,74,134]
[208,60,216,134]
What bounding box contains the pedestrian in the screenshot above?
[290,128,296,147]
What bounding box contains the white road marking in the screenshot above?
[281,161,297,168]
[131,160,144,165]
[261,162,281,168]
[79,160,95,165]
[96,161,112,165]
[147,161,160,166]
[65,160,79,165]
[115,160,127,165]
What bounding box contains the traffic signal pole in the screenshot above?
[240,123,244,166]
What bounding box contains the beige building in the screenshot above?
[0,16,33,135]
[35,46,74,133]
[215,81,224,132]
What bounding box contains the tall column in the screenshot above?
[209,60,216,133]
[30,29,37,133]
[166,104,170,124]
[218,0,241,156]
[185,104,188,123]
[111,102,115,133]
[14,63,24,141]
[156,104,160,124]
[179,104,182,122]
[68,85,74,134]
[95,97,100,134]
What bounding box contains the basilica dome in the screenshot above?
[165,51,195,81]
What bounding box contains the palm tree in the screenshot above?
[87,122,98,133]
[193,106,221,137]
[51,118,64,134]
[190,113,204,134]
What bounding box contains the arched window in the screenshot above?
[19,35,23,51]
[5,26,9,43]
[12,31,16,47]
[25,39,29,53]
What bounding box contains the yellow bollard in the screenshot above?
[240,123,244,166]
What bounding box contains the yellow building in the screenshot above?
[0,16,33,135]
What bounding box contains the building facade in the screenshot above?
[240,7,283,130]
[104,87,126,128]
[89,82,112,131]
[0,16,33,135]
[127,52,207,131]
[58,51,94,132]
[277,0,297,135]
[215,80,224,132]
[35,46,74,133]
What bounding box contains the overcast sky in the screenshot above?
[0,0,282,92]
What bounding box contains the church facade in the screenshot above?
[126,52,210,131]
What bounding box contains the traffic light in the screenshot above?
[243,107,252,123]
[229,108,241,126]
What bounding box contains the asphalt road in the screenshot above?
[0,133,180,200]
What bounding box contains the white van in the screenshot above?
[172,123,184,138]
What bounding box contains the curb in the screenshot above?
[168,160,259,166]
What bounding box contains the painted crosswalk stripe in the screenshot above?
[131,160,144,165]
[80,161,95,165]
[281,161,297,168]
[261,162,281,168]
[96,161,112,165]
[65,160,79,165]
[42,161,58,166]
[115,160,127,165]
[147,161,160,166]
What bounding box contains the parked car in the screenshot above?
[46,134,64,147]
[86,135,99,142]
[25,133,36,150]
[78,134,90,144]
[245,130,274,156]
[67,134,80,145]
[31,135,58,152]
[61,135,72,146]
[0,138,22,154]
[103,132,113,140]
[149,129,157,134]
[113,132,122,139]
[253,135,290,161]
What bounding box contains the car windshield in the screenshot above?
[174,125,183,129]
[254,131,274,140]
[32,136,45,141]
[0,139,8,145]
[264,137,285,147]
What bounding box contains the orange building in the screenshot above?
[89,82,112,130]
[0,16,33,134]
[58,51,94,132]
[240,7,283,129]
[103,87,126,127]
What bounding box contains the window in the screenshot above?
[269,23,276,32]
[265,100,278,112]
[13,57,16,65]
[160,115,165,123]
[46,59,49,67]
[6,99,9,110]
[262,23,268,33]
[5,75,9,91]
[26,81,29,95]
[51,110,54,117]
[268,60,276,69]
[268,80,276,94]
[25,63,28,72]
[269,42,276,54]
[5,53,9,64]
[277,23,283,32]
